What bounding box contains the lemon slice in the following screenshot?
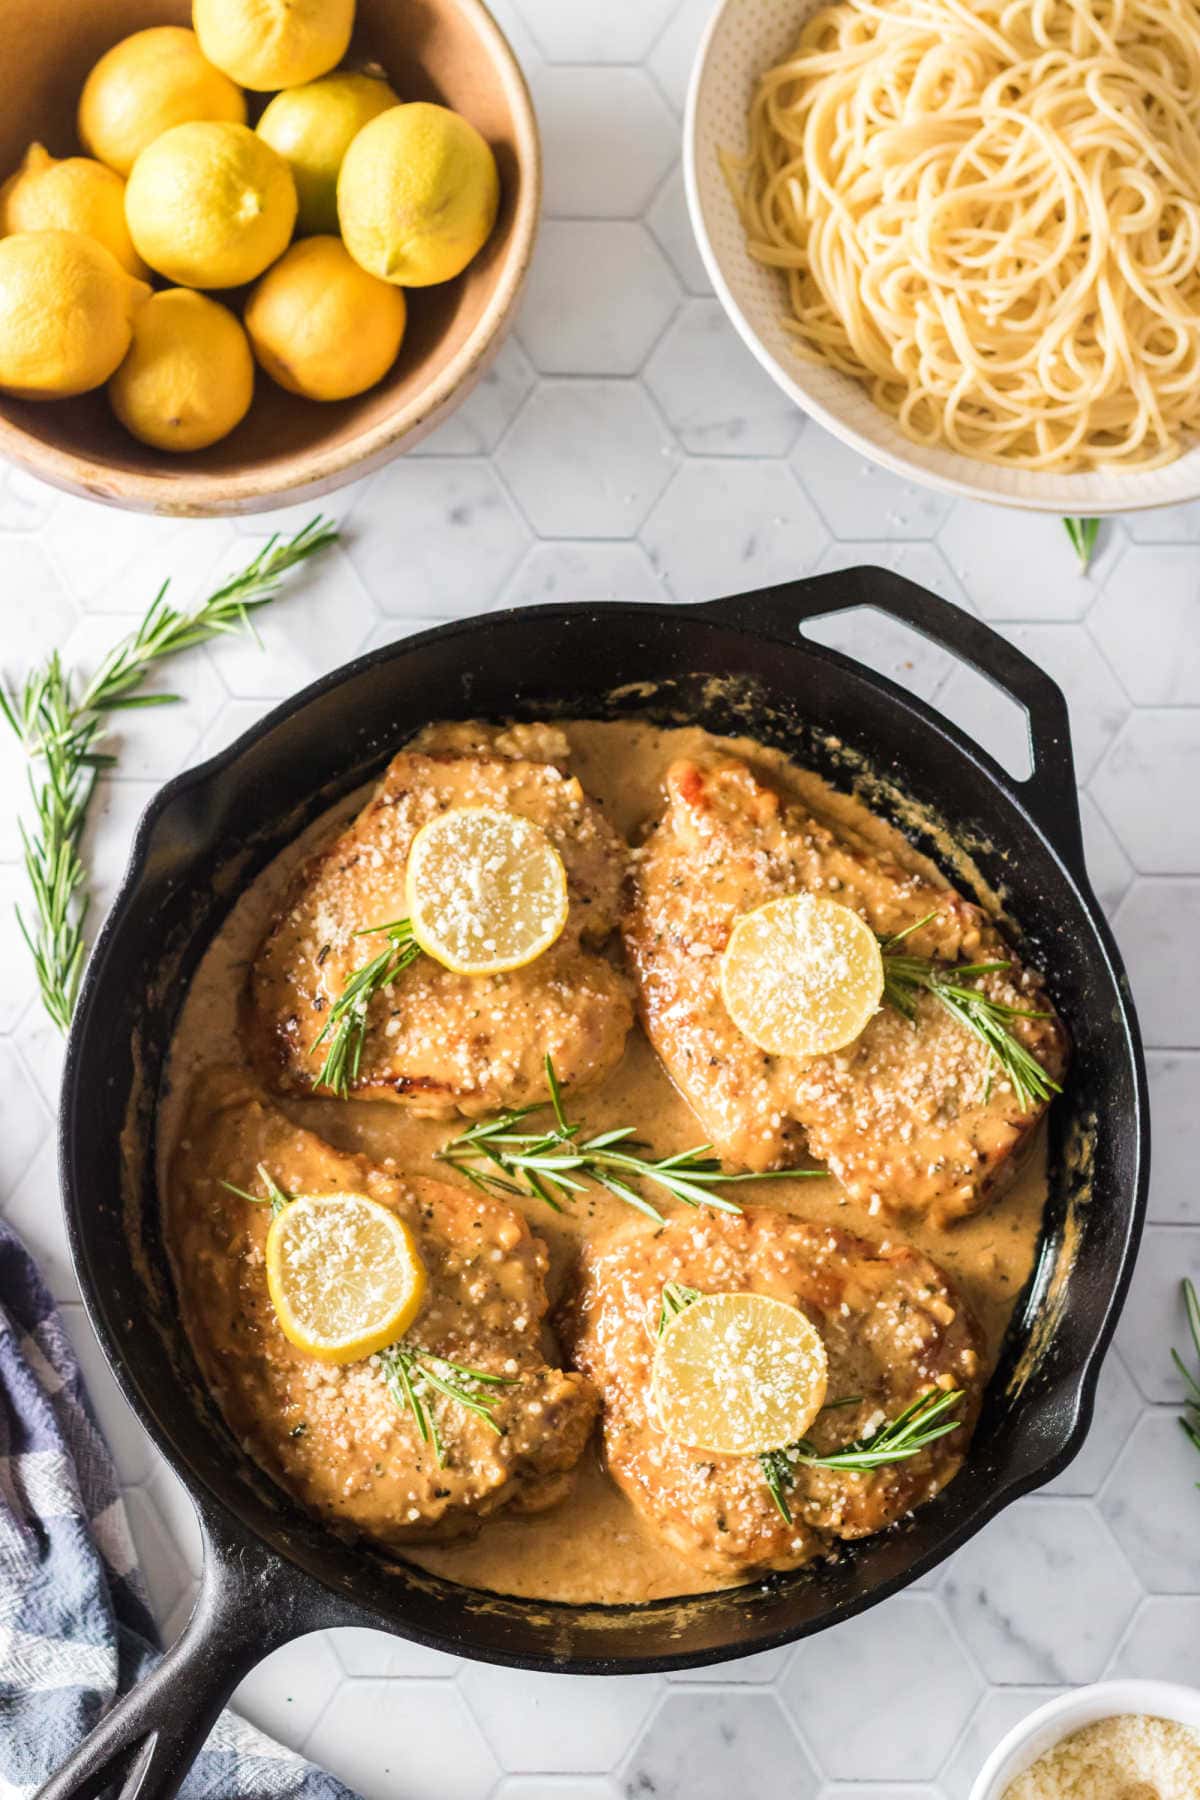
[265,1192,426,1364]
[405,806,570,976]
[653,1291,829,1454]
[720,893,884,1058]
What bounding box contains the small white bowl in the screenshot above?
[968,1680,1200,1800]
[683,0,1200,514]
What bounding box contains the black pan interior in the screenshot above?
[60,586,1146,1671]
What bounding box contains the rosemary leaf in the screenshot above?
[760,1448,796,1523]
[220,1162,292,1217]
[437,1055,826,1220]
[657,1281,703,1336]
[310,918,422,1096]
[1062,516,1100,571]
[2,519,337,1031]
[1176,1278,1200,1478]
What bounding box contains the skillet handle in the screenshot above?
[695,569,1086,880]
[37,1497,359,1800]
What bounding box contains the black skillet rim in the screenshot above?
[57,588,1150,1674]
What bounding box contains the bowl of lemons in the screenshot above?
[0,0,539,514]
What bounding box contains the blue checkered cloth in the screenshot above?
[0,1216,358,1800]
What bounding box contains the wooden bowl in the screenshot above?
[0,0,540,515]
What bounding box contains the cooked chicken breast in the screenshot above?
[169,1068,598,1547]
[562,1207,983,1580]
[624,756,1067,1225]
[248,722,633,1116]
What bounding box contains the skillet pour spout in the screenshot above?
[47,569,1148,1800]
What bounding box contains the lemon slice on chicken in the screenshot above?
[266,1192,426,1364]
[405,805,570,977]
[652,1291,828,1454]
[720,893,884,1058]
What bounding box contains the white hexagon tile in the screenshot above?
[2,2,1199,1796]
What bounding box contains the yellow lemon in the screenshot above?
[109,288,254,452]
[257,72,397,236]
[720,894,884,1059]
[245,236,405,401]
[125,121,297,289]
[652,1292,829,1455]
[405,806,569,977]
[0,231,150,399]
[338,102,499,287]
[265,1191,427,1364]
[78,26,246,179]
[193,0,354,91]
[0,144,149,280]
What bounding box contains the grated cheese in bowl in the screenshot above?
[1002,1714,1200,1800]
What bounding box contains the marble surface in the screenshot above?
[3,1,1200,1792]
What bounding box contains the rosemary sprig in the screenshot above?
[220,1162,292,1218]
[379,1343,515,1466]
[310,918,422,1096]
[437,1055,825,1222]
[1173,1278,1200,1481]
[880,914,1060,1112]
[1,517,337,1030]
[1063,516,1100,571]
[658,1281,703,1336]
[760,1388,964,1522]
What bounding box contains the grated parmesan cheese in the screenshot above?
[1002,1714,1200,1800]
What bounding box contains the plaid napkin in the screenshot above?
[0,1216,358,1800]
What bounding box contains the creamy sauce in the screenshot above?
[159,720,1048,1605]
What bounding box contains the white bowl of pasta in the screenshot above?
[684,0,1200,512]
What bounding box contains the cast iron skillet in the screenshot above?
[47,570,1148,1800]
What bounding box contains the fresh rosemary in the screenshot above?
[1173,1278,1200,1480]
[1,517,337,1031]
[379,1343,515,1466]
[437,1055,825,1222]
[220,1162,292,1217]
[653,1281,961,1522]
[658,1281,703,1335]
[310,918,422,1096]
[880,914,1060,1112]
[1062,516,1100,571]
[759,1387,965,1520]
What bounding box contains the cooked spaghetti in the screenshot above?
[723,0,1200,471]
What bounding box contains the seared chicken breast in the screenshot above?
[248,722,633,1116]
[624,756,1067,1225]
[562,1207,983,1580]
[169,1068,598,1546]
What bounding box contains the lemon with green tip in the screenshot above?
[78,25,246,178]
[0,143,149,279]
[109,288,254,452]
[193,0,355,91]
[125,120,297,289]
[338,101,499,287]
[0,231,150,399]
[245,236,406,401]
[258,71,397,236]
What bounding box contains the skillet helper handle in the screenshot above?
[37,1500,347,1800]
[696,570,1086,881]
